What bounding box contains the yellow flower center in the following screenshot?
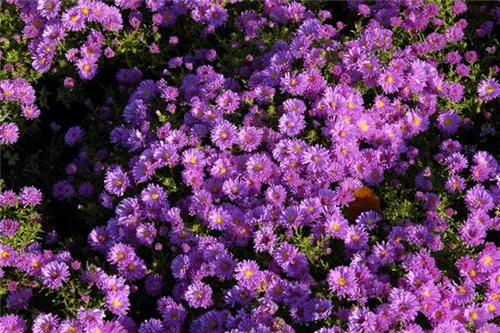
[338,277,346,286]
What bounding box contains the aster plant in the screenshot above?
[1,0,500,332]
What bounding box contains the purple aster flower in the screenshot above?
[222,178,249,200]
[37,0,62,19]
[478,78,500,101]
[325,211,349,238]
[437,110,460,134]
[246,152,273,180]
[76,58,98,80]
[465,51,478,63]
[6,287,32,310]
[445,81,464,103]
[106,290,130,316]
[140,184,167,208]
[355,210,382,230]
[138,318,166,333]
[115,197,142,226]
[21,104,41,119]
[0,122,19,145]
[88,226,110,251]
[274,243,300,271]
[119,257,147,281]
[181,148,206,168]
[460,220,487,247]
[327,266,357,297]
[208,5,227,27]
[0,315,27,333]
[280,205,307,227]
[280,71,307,96]
[213,253,236,280]
[238,126,263,152]
[216,90,240,114]
[185,281,213,308]
[265,185,287,206]
[254,226,277,253]
[64,126,85,146]
[378,69,401,93]
[445,175,465,193]
[456,63,470,77]
[207,206,231,231]
[52,180,75,201]
[32,313,59,333]
[473,151,498,170]
[136,223,157,246]
[0,245,15,267]
[41,261,70,290]
[78,182,93,198]
[61,7,86,31]
[107,243,135,265]
[452,0,467,14]
[153,142,179,167]
[171,254,190,280]
[444,152,468,174]
[0,219,19,237]
[157,297,186,328]
[235,260,262,288]
[279,112,306,137]
[145,273,163,296]
[343,225,369,250]
[302,145,331,173]
[0,190,18,207]
[19,186,42,206]
[465,184,494,212]
[388,288,419,323]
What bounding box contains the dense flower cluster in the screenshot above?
[1,0,499,332]
[0,78,39,144]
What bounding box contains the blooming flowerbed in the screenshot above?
[1,0,500,332]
